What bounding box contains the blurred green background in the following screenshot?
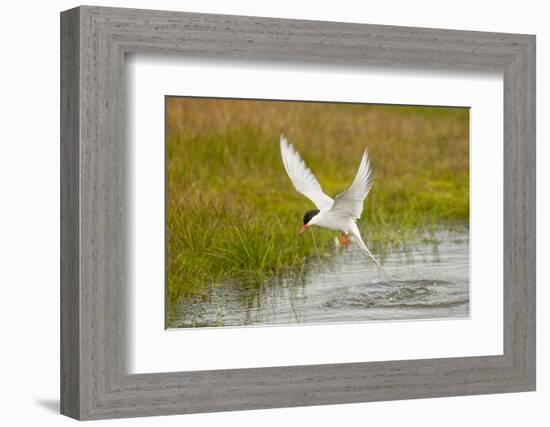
[166,97,469,321]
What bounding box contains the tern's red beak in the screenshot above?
[299,224,309,236]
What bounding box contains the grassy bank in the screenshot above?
[166,98,469,320]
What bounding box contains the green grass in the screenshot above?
[166,98,469,322]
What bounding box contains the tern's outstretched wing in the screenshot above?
[280,135,334,210]
[329,148,373,220]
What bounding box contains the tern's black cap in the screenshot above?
[303,209,320,225]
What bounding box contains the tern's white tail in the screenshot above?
[349,224,387,273]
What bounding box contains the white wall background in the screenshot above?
[0,0,546,425]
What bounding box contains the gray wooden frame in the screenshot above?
[60,5,536,420]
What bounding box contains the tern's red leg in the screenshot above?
[340,233,349,248]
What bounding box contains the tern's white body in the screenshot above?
[280,135,385,270]
[308,210,353,232]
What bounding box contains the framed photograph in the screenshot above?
[60,5,536,420]
[164,98,470,329]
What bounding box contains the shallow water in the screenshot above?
[169,232,469,328]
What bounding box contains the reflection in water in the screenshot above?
[169,232,469,328]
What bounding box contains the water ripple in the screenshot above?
[170,231,470,328]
